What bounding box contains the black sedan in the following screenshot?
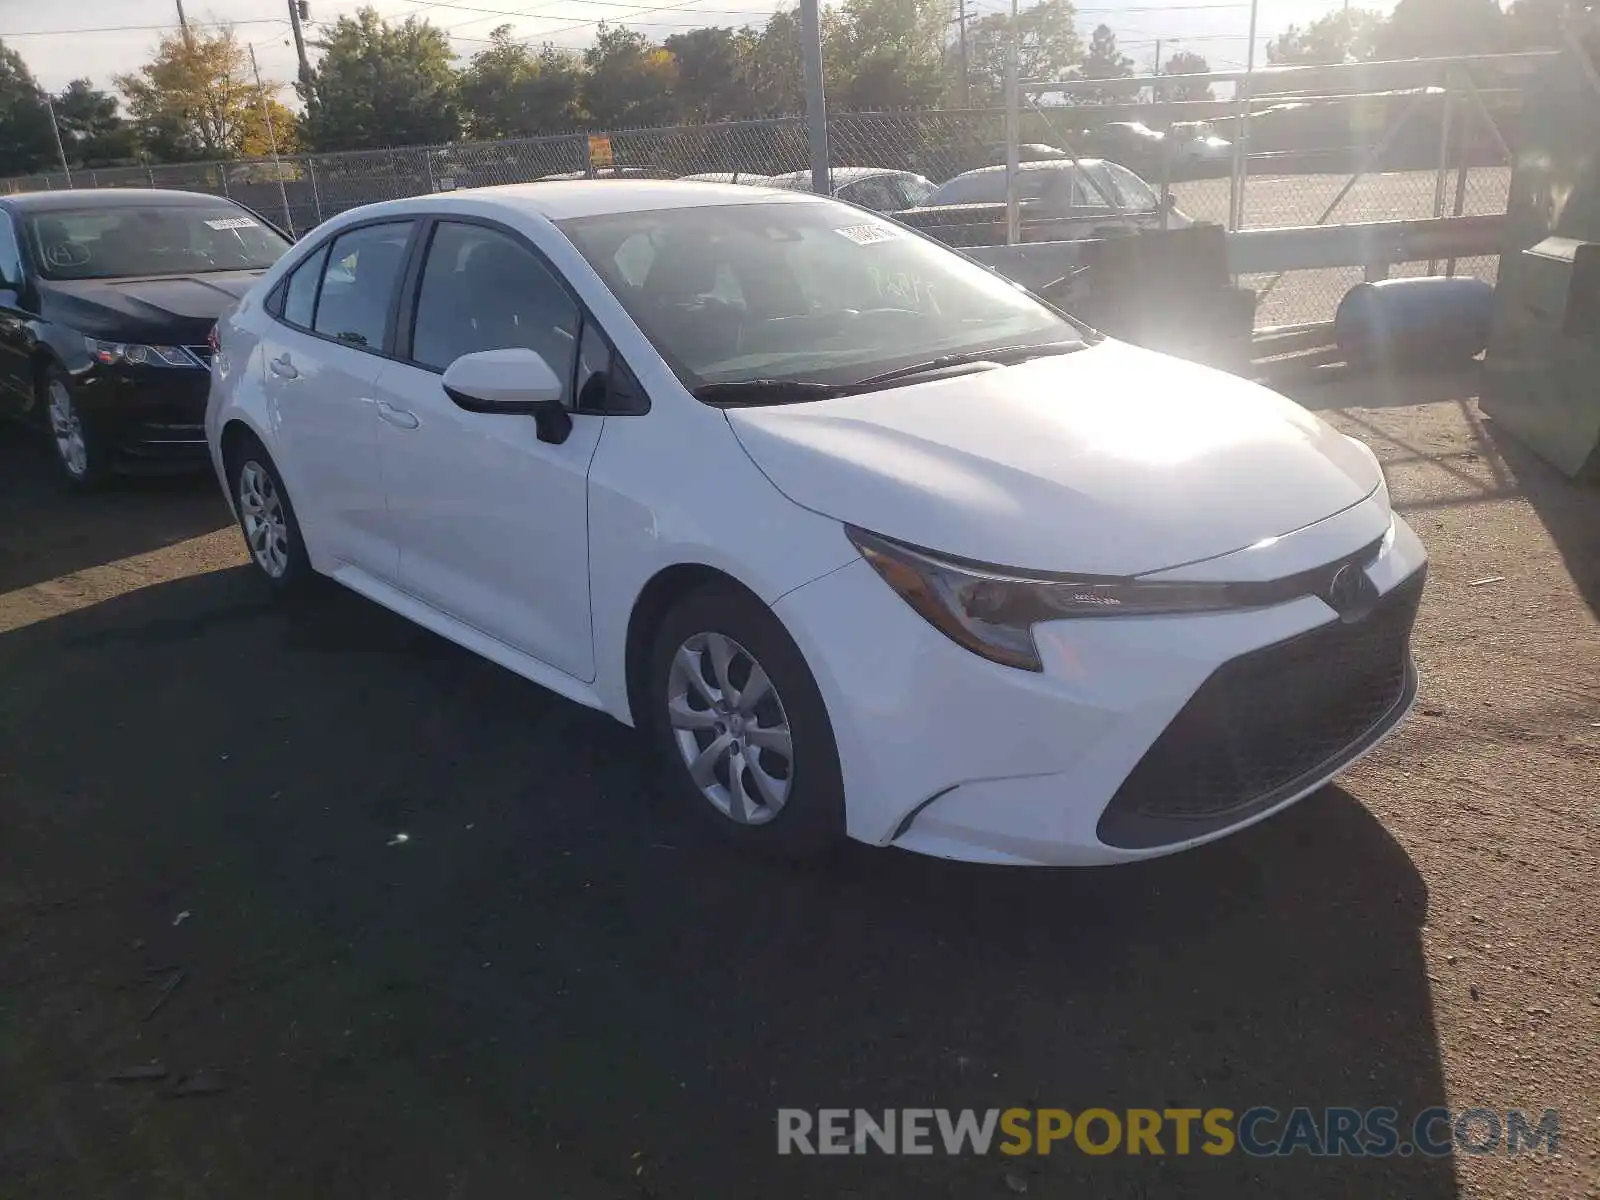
[0,189,291,486]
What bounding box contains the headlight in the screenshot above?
[86,338,201,368]
[847,526,1244,672]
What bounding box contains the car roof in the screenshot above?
[944,159,1107,181]
[765,167,909,186]
[348,180,827,223]
[0,188,232,213]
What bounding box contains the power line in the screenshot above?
[0,18,288,37]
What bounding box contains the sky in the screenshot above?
[4,0,1371,101]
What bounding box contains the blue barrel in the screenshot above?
[1335,276,1495,366]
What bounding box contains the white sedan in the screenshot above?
[206,181,1427,866]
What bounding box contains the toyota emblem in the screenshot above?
[1325,562,1377,620]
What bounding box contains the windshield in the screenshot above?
[558,200,1077,392]
[24,205,291,281]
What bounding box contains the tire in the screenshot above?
[226,436,314,596]
[646,582,845,857]
[41,367,113,489]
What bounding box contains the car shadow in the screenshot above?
[1266,360,1486,413]
[0,423,231,595]
[0,569,1456,1199]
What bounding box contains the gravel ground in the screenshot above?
[0,363,1595,1199]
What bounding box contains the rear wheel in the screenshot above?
[227,437,314,595]
[647,582,844,857]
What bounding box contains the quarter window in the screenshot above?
[1102,163,1158,211]
[410,222,579,398]
[312,221,413,350]
[281,244,328,328]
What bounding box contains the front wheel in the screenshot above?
[647,583,845,857]
[42,368,111,488]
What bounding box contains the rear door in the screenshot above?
[260,219,415,579]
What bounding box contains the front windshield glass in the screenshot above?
[25,205,291,281]
[558,200,1076,391]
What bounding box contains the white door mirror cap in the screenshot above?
[442,348,564,413]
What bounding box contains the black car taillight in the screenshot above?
[207,324,221,356]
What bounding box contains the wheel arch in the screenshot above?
[622,562,769,730]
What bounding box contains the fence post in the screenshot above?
[1446,73,1473,277]
[307,155,323,226]
[144,153,156,187]
[1428,68,1455,274]
[799,0,830,195]
[220,164,231,198]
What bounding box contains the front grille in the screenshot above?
[1097,567,1425,850]
[186,344,214,367]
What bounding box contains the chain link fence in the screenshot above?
[3,72,1523,330]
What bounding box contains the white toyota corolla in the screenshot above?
[206,181,1427,866]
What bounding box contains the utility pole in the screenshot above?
[958,0,970,108]
[249,44,296,238]
[43,92,72,187]
[1004,0,1019,244]
[176,0,193,47]
[1152,38,1162,104]
[288,0,316,108]
[799,0,830,197]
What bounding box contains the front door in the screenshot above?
[374,219,605,681]
[263,219,414,579]
[0,212,34,414]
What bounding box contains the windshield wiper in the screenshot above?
[692,379,846,406]
[691,340,1086,407]
[841,340,1086,392]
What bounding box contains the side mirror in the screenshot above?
[442,348,573,444]
[1161,193,1178,212]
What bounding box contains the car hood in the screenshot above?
[725,340,1380,576]
[38,271,262,343]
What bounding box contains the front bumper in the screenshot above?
[74,358,213,470]
[774,510,1429,866]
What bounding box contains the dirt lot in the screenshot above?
[1,364,1596,1199]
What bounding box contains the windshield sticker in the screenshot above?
[204,217,260,230]
[42,242,90,268]
[835,223,899,246]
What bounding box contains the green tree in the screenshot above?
[739,11,805,116]
[1161,50,1214,101]
[582,24,680,128]
[1073,24,1136,102]
[822,0,949,110]
[302,8,460,151]
[1503,0,1573,48]
[1374,0,1506,58]
[459,25,584,137]
[0,41,56,175]
[1266,8,1385,64]
[664,27,755,122]
[53,79,137,166]
[964,0,1083,107]
[116,26,278,161]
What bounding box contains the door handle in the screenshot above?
[376,400,419,430]
[269,354,299,380]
